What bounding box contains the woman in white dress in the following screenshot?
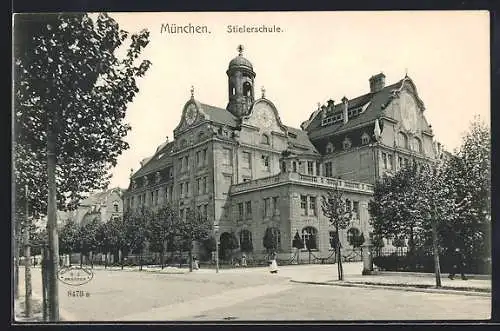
[269,252,278,274]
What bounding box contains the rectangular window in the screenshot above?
[185,182,190,196]
[262,155,270,171]
[203,148,208,164]
[245,201,252,218]
[300,195,307,215]
[179,209,184,220]
[185,156,189,169]
[197,205,202,215]
[398,156,403,169]
[155,189,159,205]
[307,161,314,175]
[272,196,279,215]
[264,198,271,217]
[353,201,360,218]
[382,152,387,169]
[309,197,317,216]
[345,199,352,212]
[196,151,201,166]
[151,191,154,205]
[242,151,251,169]
[325,162,333,177]
[222,148,232,166]
[179,183,184,197]
[316,161,320,176]
[178,158,183,172]
[197,178,201,195]
[293,161,297,172]
[203,177,207,194]
[387,154,393,170]
[203,204,208,217]
[238,203,244,219]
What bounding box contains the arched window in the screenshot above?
[326,142,334,153]
[239,230,253,252]
[397,132,408,149]
[263,227,281,251]
[361,133,370,145]
[281,161,287,173]
[412,137,423,153]
[261,134,270,145]
[243,82,253,97]
[302,226,318,250]
[113,202,119,213]
[198,131,205,142]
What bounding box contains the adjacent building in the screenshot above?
[123,46,439,261]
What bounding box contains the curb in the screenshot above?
[376,271,491,281]
[289,280,491,297]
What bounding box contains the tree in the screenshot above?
[371,234,385,256]
[123,208,149,270]
[263,228,279,257]
[220,232,239,262]
[440,117,491,267]
[59,219,79,257]
[202,236,217,261]
[292,230,304,264]
[147,204,178,269]
[106,216,127,268]
[321,184,353,280]
[14,13,151,320]
[78,219,100,268]
[347,228,365,253]
[368,164,425,256]
[178,209,212,272]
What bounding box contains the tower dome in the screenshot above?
[226,45,256,118]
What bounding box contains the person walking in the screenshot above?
[269,252,278,274]
[448,247,468,280]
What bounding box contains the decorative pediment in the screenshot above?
[243,99,287,134]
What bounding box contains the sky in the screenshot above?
[104,11,490,189]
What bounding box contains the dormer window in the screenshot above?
[155,171,161,183]
[157,153,165,160]
[326,142,334,153]
[361,133,370,145]
[342,138,352,150]
[261,134,270,145]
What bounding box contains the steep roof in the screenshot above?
[286,126,320,155]
[131,141,175,179]
[80,187,123,206]
[200,103,238,127]
[306,80,404,140]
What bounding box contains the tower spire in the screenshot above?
[261,86,266,98]
[237,44,244,56]
[190,85,195,98]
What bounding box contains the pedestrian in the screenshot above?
[448,247,468,280]
[192,257,199,270]
[241,254,247,267]
[269,252,278,274]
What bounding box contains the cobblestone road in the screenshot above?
[17,265,491,321]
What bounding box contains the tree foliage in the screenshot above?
[292,230,304,250]
[263,228,279,253]
[59,219,79,254]
[13,13,152,216]
[147,204,179,255]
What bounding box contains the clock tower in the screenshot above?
[226,45,256,118]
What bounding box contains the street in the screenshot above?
[17,265,491,321]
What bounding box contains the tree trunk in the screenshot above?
[188,246,193,272]
[308,249,311,264]
[139,250,143,271]
[80,250,83,268]
[336,231,343,280]
[90,251,94,269]
[47,125,59,321]
[297,248,300,264]
[14,223,20,299]
[432,219,442,287]
[120,248,124,270]
[104,252,108,269]
[161,243,166,269]
[41,247,49,321]
[23,201,32,317]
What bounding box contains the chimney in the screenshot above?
[321,105,327,119]
[327,99,335,111]
[342,96,348,124]
[369,73,386,93]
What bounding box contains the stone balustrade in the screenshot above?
[230,172,374,194]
